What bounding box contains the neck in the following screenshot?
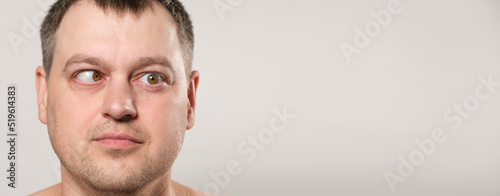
[59,164,176,196]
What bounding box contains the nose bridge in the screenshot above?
[101,76,137,120]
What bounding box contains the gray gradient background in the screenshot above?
[1,0,500,195]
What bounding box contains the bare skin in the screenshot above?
[31,181,218,196]
[33,1,216,195]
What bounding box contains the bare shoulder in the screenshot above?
[30,183,62,196]
[172,180,220,196]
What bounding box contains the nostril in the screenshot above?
[117,114,135,122]
[101,85,137,121]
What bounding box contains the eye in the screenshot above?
[139,73,163,85]
[76,70,102,83]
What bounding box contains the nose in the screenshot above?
[101,79,137,121]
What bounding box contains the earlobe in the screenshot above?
[36,66,48,124]
[186,70,200,130]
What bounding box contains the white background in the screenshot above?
[1,0,500,195]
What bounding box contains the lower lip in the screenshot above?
[94,139,140,149]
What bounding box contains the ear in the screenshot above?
[186,70,200,130]
[36,66,48,124]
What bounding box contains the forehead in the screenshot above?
[53,0,183,73]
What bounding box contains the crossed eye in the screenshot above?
[76,71,163,85]
[76,70,102,83]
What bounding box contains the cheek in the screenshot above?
[47,85,101,144]
[139,96,187,149]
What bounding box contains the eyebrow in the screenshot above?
[64,54,177,79]
[135,56,175,76]
[64,54,110,72]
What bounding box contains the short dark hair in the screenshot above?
[40,0,194,78]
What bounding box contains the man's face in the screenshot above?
[35,1,198,192]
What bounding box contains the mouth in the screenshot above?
[93,132,143,150]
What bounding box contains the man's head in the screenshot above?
[40,0,194,79]
[35,0,199,194]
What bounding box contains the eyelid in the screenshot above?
[72,69,98,77]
